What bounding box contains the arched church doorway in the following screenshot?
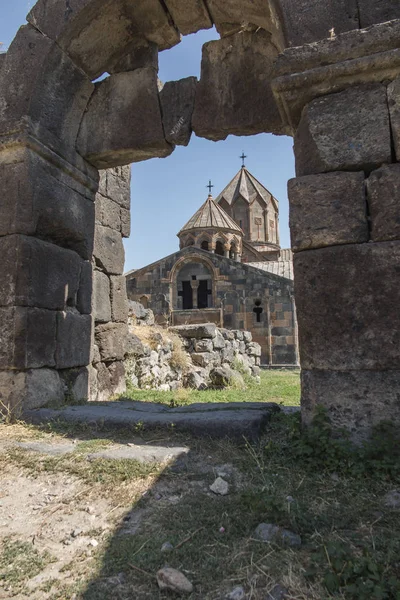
[176,261,213,310]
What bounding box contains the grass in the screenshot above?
[76,413,400,600]
[1,374,399,599]
[0,539,54,589]
[124,369,301,407]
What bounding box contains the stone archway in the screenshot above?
[2,0,400,436]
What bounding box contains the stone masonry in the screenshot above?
[1,0,400,436]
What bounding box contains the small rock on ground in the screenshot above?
[157,567,193,594]
[161,541,174,552]
[254,523,301,548]
[265,584,288,599]
[226,585,245,599]
[210,477,229,496]
[384,489,400,508]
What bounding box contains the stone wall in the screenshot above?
[125,304,261,391]
[90,167,131,402]
[2,0,400,434]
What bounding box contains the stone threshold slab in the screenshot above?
[23,400,286,441]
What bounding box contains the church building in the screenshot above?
[126,163,298,366]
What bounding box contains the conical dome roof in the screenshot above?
[215,166,278,210]
[178,195,243,235]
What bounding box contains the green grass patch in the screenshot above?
[124,370,300,407]
[0,538,54,590]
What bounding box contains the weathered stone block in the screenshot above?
[278,0,359,47]
[0,307,56,369]
[294,242,400,370]
[0,148,95,259]
[170,324,217,339]
[289,171,368,251]
[60,367,90,403]
[77,261,93,315]
[367,164,400,242]
[206,0,285,50]
[194,339,214,353]
[164,0,212,35]
[56,312,92,369]
[0,368,64,411]
[95,194,121,232]
[301,369,400,439]
[110,276,129,323]
[28,0,180,78]
[77,68,173,169]
[95,323,128,361]
[294,84,391,176]
[93,270,111,323]
[0,235,82,310]
[388,76,400,161]
[121,208,131,238]
[96,360,126,402]
[0,26,94,168]
[192,352,220,368]
[109,41,159,73]
[94,225,125,275]
[358,0,400,28]
[160,77,197,146]
[192,30,285,141]
[105,168,131,209]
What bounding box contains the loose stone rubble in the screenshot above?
[125,303,261,391]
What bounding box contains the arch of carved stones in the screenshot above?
[1,0,400,436]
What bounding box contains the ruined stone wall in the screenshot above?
[125,309,261,392]
[274,21,400,435]
[126,248,297,366]
[91,167,131,402]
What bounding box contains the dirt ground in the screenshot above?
[0,415,399,600]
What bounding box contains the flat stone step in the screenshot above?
[23,400,285,441]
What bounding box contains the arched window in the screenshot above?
[215,241,224,256]
[201,240,209,251]
[229,242,237,259]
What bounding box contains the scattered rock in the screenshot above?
[161,541,174,553]
[266,584,288,600]
[210,477,229,496]
[89,539,99,547]
[71,528,82,538]
[254,523,301,548]
[384,489,400,508]
[227,585,246,599]
[156,567,193,594]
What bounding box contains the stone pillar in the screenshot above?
[190,280,200,309]
[290,84,398,436]
[273,24,400,437]
[0,25,97,410]
[91,167,130,402]
[224,244,230,258]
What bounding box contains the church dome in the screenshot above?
[178,194,243,260]
[178,195,243,235]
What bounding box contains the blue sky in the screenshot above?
[2,2,295,270]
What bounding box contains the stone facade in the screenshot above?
[1,0,400,436]
[126,247,297,366]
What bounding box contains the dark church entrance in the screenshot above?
[198,280,209,309]
[182,281,193,309]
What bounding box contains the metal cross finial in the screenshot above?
[240,152,247,167]
[207,180,214,195]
